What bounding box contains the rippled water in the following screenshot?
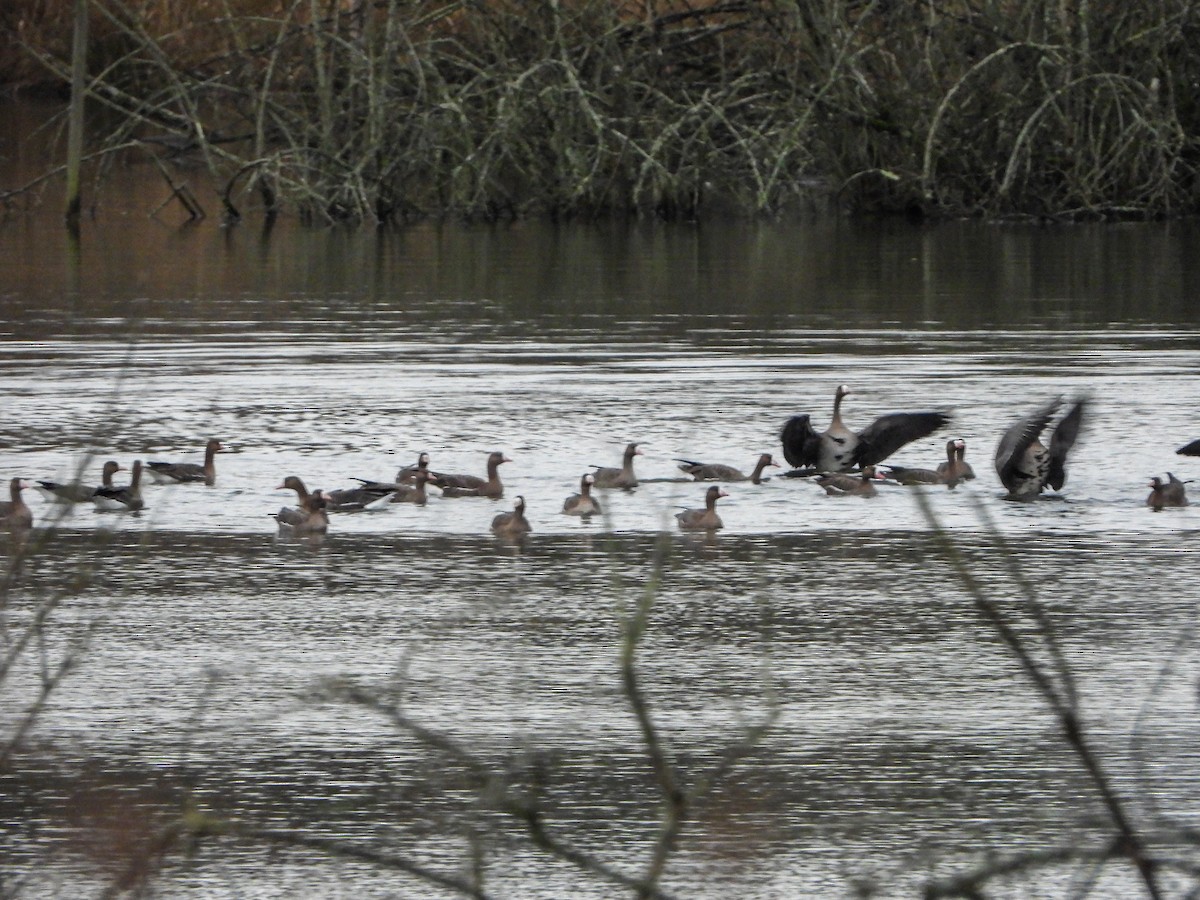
[2,141,1200,897]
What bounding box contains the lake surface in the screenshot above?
[2,105,1200,898]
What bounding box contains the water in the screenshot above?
[2,104,1200,898]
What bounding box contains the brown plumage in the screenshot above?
[884,441,966,488]
[936,438,976,483]
[396,452,431,484]
[273,487,329,534]
[1147,473,1189,511]
[675,485,727,531]
[147,439,223,486]
[0,478,33,530]
[593,443,642,489]
[430,451,509,498]
[675,453,779,484]
[562,473,602,517]
[816,466,880,497]
[93,461,145,512]
[36,460,123,503]
[491,495,531,539]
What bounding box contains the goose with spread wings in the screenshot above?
[994,397,1086,500]
[780,385,951,473]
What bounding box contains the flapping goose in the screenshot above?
[675,485,727,531]
[781,385,951,473]
[1147,473,1189,510]
[430,451,509,498]
[562,473,602,517]
[93,460,145,512]
[994,397,1086,500]
[936,438,976,482]
[816,466,880,497]
[146,439,223,485]
[675,453,779,484]
[491,495,531,539]
[592,443,642,489]
[36,460,123,503]
[0,478,34,530]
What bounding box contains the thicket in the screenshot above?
[4,0,1200,222]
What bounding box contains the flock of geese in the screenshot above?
[1,387,1197,541]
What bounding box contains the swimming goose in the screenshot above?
[883,442,964,487]
[93,460,145,512]
[1147,473,1188,510]
[816,466,880,497]
[396,452,431,484]
[0,478,34,530]
[675,485,727,530]
[146,439,223,485]
[273,488,329,534]
[429,451,509,498]
[321,481,396,512]
[491,495,531,538]
[344,471,429,505]
[592,443,642,489]
[936,438,976,482]
[391,471,431,505]
[1177,440,1200,456]
[675,453,779,484]
[36,460,123,503]
[781,385,951,473]
[994,397,1086,500]
[562,473,603,517]
[277,475,316,507]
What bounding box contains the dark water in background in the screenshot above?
[2,99,1200,898]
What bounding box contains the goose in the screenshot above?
[936,438,976,482]
[146,439,223,485]
[273,488,329,534]
[35,460,123,503]
[816,466,881,497]
[344,470,430,505]
[592,443,642,489]
[1147,473,1188,510]
[321,481,396,512]
[562,473,602,517]
[883,442,964,487]
[429,451,509,498]
[675,453,779,484]
[1177,440,1200,456]
[675,485,727,531]
[93,461,145,512]
[0,478,34,530]
[391,471,431,505]
[780,385,951,473]
[491,495,531,539]
[395,452,431,484]
[994,397,1086,500]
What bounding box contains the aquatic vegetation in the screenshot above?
[4,0,1199,221]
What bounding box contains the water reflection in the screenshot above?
[3,114,1200,896]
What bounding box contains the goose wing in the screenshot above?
[1045,398,1086,490]
[780,415,822,469]
[994,398,1061,489]
[851,412,951,467]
